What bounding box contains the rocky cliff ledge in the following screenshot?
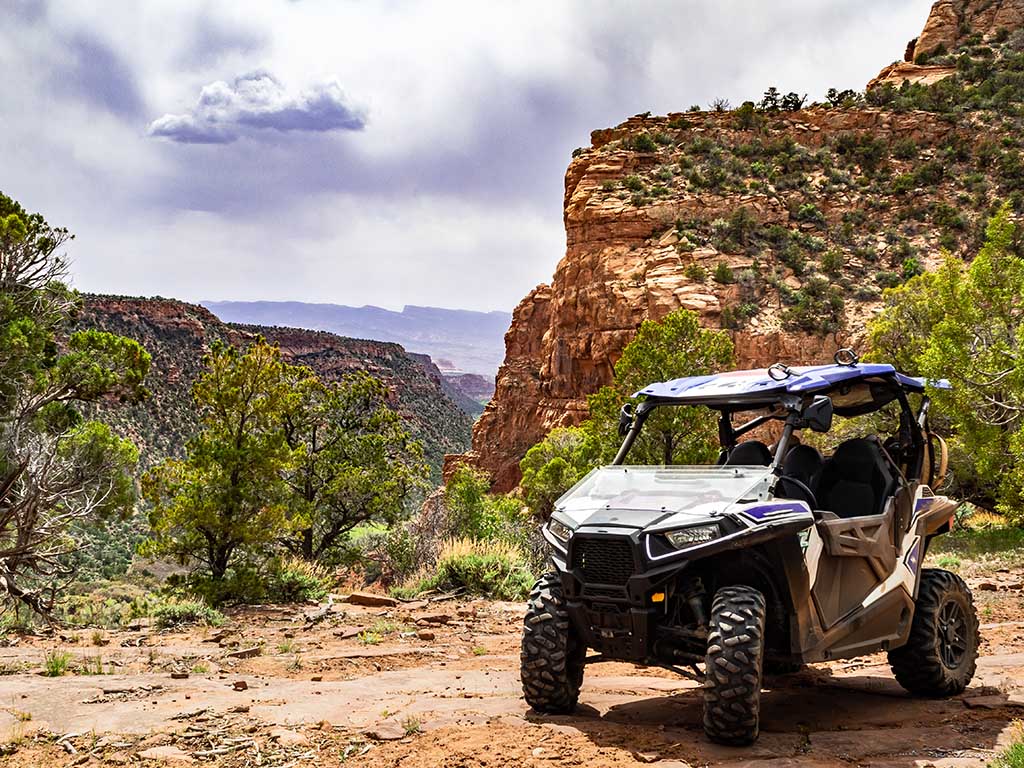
[469,0,1024,491]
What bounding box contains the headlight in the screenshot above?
[665,524,719,549]
[547,519,573,544]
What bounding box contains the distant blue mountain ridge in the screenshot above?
[202,301,511,377]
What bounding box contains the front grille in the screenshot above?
[583,584,627,599]
[571,537,635,586]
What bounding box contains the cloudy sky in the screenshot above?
[2,0,930,312]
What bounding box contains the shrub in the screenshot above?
[781,275,845,333]
[264,557,332,603]
[444,466,532,545]
[914,160,945,186]
[720,302,759,330]
[759,87,781,111]
[779,244,808,275]
[623,174,644,192]
[875,270,903,288]
[892,173,916,195]
[821,249,845,275]
[684,263,708,281]
[934,554,962,571]
[623,133,657,152]
[43,650,72,677]
[892,137,918,160]
[826,87,861,107]
[152,600,226,629]
[781,92,807,111]
[713,261,735,284]
[902,256,924,280]
[395,538,534,601]
[734,101,760,130]
[56,580,159,629]
[520,427,603,519]
[796,202,825,224]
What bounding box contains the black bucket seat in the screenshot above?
[724,440,772,466]
[817,438,895,519]
[776,444,824,508]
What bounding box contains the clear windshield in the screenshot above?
[555,465,773,516]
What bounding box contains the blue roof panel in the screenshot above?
[634,363,950,402]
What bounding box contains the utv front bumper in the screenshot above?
[546,516,811,663]
[549,526,689,662]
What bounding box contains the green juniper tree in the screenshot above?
[868,202,1024,521]
[0,192,149,617]
[142,339,305,593]
[281,371,429,562]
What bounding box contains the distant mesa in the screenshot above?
[202,300,511,382]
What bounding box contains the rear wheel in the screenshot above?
[521,572,585,713]
[703,585,766,746]
[888,568,979,696]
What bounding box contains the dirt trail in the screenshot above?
[1,571,1023,767]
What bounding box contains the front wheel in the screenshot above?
[703,585,766,746]
[521,572,585,713]
[888,568,979,696]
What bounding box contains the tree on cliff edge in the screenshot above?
[521,310,734,518]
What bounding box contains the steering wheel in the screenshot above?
[779,475,818,510]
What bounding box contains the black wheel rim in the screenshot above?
[937,599,969,670]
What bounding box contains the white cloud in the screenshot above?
[148,70,366,144]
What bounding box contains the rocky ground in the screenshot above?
[1,558,1023,768]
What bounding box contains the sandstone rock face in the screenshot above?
[917,0,1024,58]
[470,0,1024,492]
[471,105,971,491]
[871,0,1024,87]
[867,62,957,90]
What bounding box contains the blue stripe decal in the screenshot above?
[742,502,809,520]
[904,539,921,573]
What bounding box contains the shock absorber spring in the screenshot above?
[683,578,707,627]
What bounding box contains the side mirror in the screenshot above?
[802,396,833,433]
[618,403,635,437]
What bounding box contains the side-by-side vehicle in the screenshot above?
[521,352,978,745]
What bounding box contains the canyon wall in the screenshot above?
[80,296,472,482]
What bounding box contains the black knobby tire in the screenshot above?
[703,585,767,746]
[521,572,585,713]
[888,568,979,696]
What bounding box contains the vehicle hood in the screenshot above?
[553,465,774,532]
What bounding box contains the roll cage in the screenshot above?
[613,355,950,485]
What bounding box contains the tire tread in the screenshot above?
[520,572,584,713]
[703,586,766,746]
[888,568,979,697]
